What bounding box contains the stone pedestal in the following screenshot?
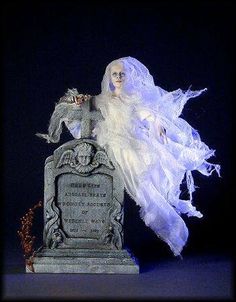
[28,248,139,274]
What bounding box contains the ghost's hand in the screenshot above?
[156,123,167,143]
[73,94,91,105]
[159,126,166,137]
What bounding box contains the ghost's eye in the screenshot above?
[112,72,118,77]
[120,72,125,77]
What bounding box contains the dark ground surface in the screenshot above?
[2,246,233,300]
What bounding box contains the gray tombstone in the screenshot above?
[31,92,139,274]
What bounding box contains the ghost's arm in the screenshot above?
[64,120,81,139]
[36,102,82,143]
[138,108,167,143]
[36,103,68,143]
[36,90,92,143]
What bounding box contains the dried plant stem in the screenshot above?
[17,201,43,270]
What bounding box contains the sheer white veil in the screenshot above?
[100,57,162,103]
[101,57,155,94]
[96,56,220,256]
[100,56,207,120]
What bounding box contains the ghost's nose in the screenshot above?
[116,72,122,80]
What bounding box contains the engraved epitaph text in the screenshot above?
[57,174,112,239]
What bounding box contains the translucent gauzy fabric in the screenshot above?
[91,57,220,256]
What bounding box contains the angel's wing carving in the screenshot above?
[93,151,114,170]
[56,150,76,168]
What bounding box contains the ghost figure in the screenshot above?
[38,57,220,256]
[91,57,220,256]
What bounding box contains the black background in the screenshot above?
[2,0,234,268]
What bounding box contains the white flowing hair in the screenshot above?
[101,56,208,120]
[101,57,159,97]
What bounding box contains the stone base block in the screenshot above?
[27,248,139,274]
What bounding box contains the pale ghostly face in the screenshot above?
[110,63,126,90]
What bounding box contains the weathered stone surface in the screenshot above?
[30,248,139,274]
[43,138,125,250]
[30,137,139,273]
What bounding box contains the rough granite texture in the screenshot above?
[30,98,139,273]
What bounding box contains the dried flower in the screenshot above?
[17,201,43,261]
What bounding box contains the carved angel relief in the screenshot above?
[56,142,114,173]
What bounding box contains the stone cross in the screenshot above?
[31,92,139,273]
[80,98,103,138]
